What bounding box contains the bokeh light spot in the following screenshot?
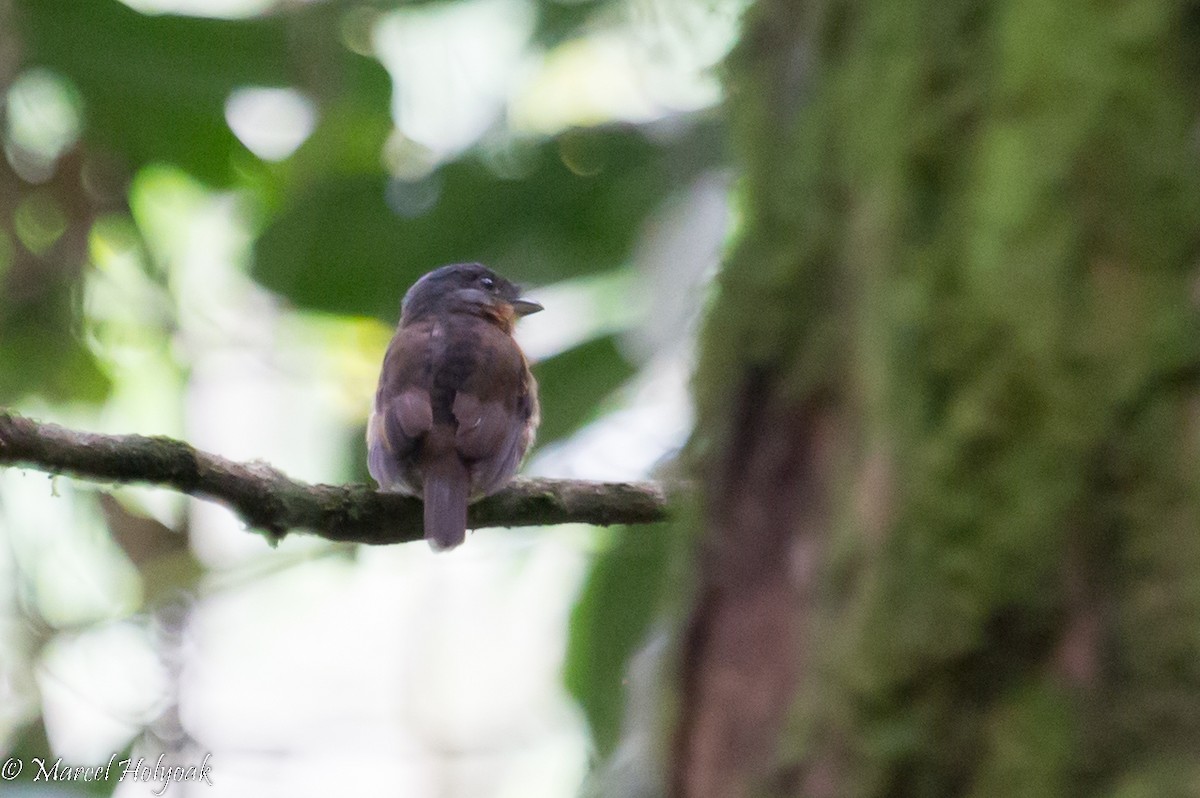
[340,5,382,57]
[13,193,68,255]
[89,214,144,273]
[479,135,537,181]
[385,175,442,218]
[382,129,438,181]
[558,132,604,176]
[4,68,83,182]
[225,87,317,162]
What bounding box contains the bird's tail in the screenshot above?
[423,456,470,550]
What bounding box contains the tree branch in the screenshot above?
[0,410,670,545]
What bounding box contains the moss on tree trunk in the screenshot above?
[677,1,1200,796]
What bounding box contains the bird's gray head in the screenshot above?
[400,262,542,323]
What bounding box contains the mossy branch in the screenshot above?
[0,411,670,544]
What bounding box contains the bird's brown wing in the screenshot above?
[451,323,538,496]
[367,322,436,492]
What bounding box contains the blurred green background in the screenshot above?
[0,0,736,793]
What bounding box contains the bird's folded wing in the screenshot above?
[453,390,532,495]
[368,387,432,490]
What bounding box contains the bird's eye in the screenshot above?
[480,276,495,291]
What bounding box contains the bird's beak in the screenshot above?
[511,298,543,316]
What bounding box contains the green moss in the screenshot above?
[967,681,1079,798]
[695,0,1200,792]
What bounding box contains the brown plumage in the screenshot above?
[367,263,541,549]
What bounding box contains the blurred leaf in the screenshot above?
[0,289,110,404]
[15,0,391,186]
[252,118,724,317]
[6,0,389,406]
[532,333,636,448]
[565,524,671,757]
[0,146,118,405]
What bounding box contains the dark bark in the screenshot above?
[675,383,839,798]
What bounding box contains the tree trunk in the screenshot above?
[676,1,1200,796]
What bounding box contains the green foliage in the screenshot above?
[532,333,637,447]
[2,0,393,405]
[16,0,390,186]
[565,523,672,757]
[253,121,722,317]
[0,285,110,403]
[2,0,723,774]
[1,0,723,406]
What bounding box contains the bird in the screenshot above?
[367,263,542,550]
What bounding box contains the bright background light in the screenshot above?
[0,0,742,792]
